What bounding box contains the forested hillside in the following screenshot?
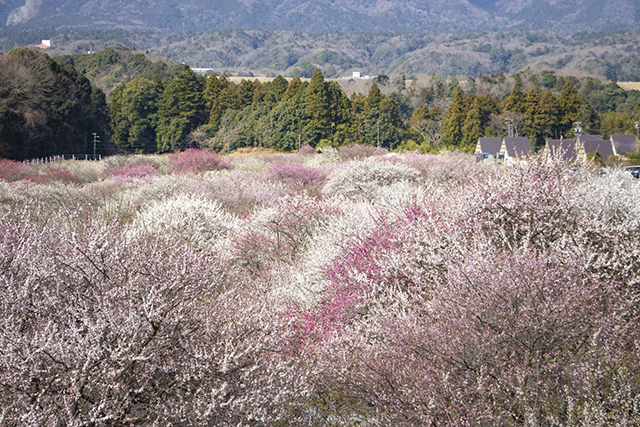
[0,48,113,160]
[152,30,640,80]
[3,29,640,81]
[3,47,640,161]
[1,0,638,34]
[56,47,183,96]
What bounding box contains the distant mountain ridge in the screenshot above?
[2,0,639,34]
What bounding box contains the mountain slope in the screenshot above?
[2,0,638,34]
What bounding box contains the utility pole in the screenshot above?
[377,121,380,148]
[298,133,301,151]
[505,118,513,138]
[91,133,99,160]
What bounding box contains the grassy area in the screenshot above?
[617,82,640,91]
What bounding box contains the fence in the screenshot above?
[22,154,102,165]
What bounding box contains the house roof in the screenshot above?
[503,137,530,157]
[578,135,614,159]
[477,137,502,155]
[546,139,575,161]
[610,134,638,155]
[576,134,602,143]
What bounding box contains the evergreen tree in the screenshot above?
[578,96,601,135]
[327,81,357,145]
[442,87,466,147]
[237,80,256,109]
[536,90,560,139]
[304,69,332,145]
[600,112,624,138]
[327,82,351,127]
[156,65,206,153]
[523,88,540,137]
[502,80,525,114]
[557,82,580,136]
[350,93,367,117]
[269,75,289,102]
[444,77,460,98]
[208,74,237,132]
[462,98,483,150]
[365,83,383,112]
[267,93,307,151]
[378,97,404,149]
[283,77,302,101]
[251,80,267,107]
[411,105,441,124]
[203,72,221,112]
[252,77,288,107]
[477,94,500,124]
[109,78,163,153]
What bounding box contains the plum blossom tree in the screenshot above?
[1,151,639,426]
[322,158,421,200]
[295,157,640,425]
[0,210,313,425]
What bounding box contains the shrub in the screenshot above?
[0,159,31,182]
[26,166,82,185]
[201,170,290,214]
[0,211,312,425]
[103,164,157,181]
[60,160,104,184]
[403,150,487,185]
[169,148,232,174]
[604,154,631,168]
[299,158,640,425]
[322,158,421,200]
[102,154,162,173]
[262,152,306,165]
[337,143,388,161]
[626,152,640,165]
[299,144,316,155]
[230,194,336,275]
[262,162,327,187]
[4,152,640,426]
[131,194,238,252]
[586,151,603,166]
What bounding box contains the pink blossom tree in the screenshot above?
[0,210,313,425]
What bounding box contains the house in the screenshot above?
[545,138,575,161]
[500,137,530,162]
[36,40,54,49]
[475,137,502,156]
[610,134,638,156]
[575,134,614,162]
[475,137,502,162]
[352,71,361,79]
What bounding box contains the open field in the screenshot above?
[618,82,640,91]
[227,75,312,84]
[1,148,639,425]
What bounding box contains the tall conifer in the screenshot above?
[503,80,525,114]
[156,65,206,152]
[558,82,580,135]
[305,69,332,144]
[442,86,466,147]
